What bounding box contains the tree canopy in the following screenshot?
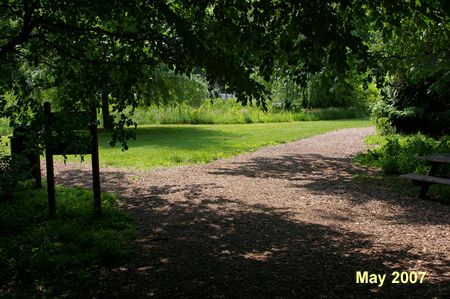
[1,0,449,143]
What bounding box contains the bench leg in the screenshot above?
[418,162,439,198]
[427,162,438,176]
[418,162,439,199]
[418,183,431,199]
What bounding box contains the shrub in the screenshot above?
[0,155,30,198]
[356,134,450,175]
[0,135,30,198]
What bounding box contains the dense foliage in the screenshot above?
[364,1,450,136]
[5,1,446,148]
[372,74,449,137]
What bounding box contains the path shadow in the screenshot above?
[91,183,448,298]
[209,153,450,225]
[52,164,450,297]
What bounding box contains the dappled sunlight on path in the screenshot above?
[47,127,449,297]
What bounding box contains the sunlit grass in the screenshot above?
[59,119,373,170]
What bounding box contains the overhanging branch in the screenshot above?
[0,0,40,59]
[37,35,156,66]
[39,19,158,42]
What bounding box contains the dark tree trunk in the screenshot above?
[101,90,113,130]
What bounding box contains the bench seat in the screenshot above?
[400,173,450,185]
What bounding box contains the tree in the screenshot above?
[1,0,265,147]
[2,1,448,142]
[138,65,208,108]
[358,1,450,136]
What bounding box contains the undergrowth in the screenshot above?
[0,186,135,297]
[356,134,450,175]
[356,133,450,200]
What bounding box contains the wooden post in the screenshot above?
[91,106,101,216]
[44,102,56,218]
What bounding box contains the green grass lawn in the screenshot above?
[58,119,373,170]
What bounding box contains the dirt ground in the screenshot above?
[49,127,449,298]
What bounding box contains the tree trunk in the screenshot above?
[101,90,113,131]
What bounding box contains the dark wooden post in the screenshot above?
[44,102,56,218]
[91,106,101,216]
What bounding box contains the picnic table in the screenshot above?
[400,153,450,198]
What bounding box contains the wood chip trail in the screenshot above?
[51,127,449,298]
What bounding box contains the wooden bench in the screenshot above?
[400,153,450,198]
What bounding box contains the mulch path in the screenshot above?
[49,127,449,297]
